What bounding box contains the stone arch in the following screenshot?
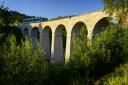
[31,27,40,48]
[92,17,110,38]
[42,26,52,61]
[70,22,88,57]
[54,24,67,63]
[23,28,29,37]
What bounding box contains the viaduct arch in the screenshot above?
[31,27,40,49]
[23,28,29,37]
[19,11,110,63]
[42,26,52,61]
[70,22,88,58]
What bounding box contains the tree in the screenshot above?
[0,3,36,26]
[103,0,128,27]
[71,25,88,62]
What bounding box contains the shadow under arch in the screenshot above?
[92,17,110,39]
[42,26,52,61]
[31,27,40,49]
[23,28,29,37]
[70,21,88,58]
[54,24,67,63]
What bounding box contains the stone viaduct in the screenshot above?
[19,11,110,63]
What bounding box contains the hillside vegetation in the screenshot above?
[0,0,128,85]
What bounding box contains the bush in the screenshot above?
[0,25,128,85]
[97,64,128,85]
[90,26,124,78]
[69,25,128,84]
[0,35,48,85]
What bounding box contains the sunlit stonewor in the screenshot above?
[19,11,110,63]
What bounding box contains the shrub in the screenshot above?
[99,64,128,85]
[0,35,48,85]
[0,25,128,85]
[69,25,128,84]
[90,26,124,78]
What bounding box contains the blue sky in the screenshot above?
[1,0,103,19]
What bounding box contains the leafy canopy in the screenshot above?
[103,0,128,27]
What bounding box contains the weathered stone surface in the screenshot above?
[19,11,109,63]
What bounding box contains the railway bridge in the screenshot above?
[19,11,110,63]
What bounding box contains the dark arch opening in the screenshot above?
[42,26,52,61]
[23,28,29,37]
[70,22,88,58]
[54,24,67,63]
[31,27,40,48]
[92,17,110,38]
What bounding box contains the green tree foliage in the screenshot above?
[96,64,128,85]
[0,35,48,85]
[71,25,89,66]
[0,1,128,85]
[0,4,31,45]
[0,25,24,46]
[90,26,124,78]
[68,25,128,84]
[103,0,128,26]
[0,3,37,26]
[0,25,128,85]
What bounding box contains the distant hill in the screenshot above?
[0,4,48,45]
[0,5,48,26]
